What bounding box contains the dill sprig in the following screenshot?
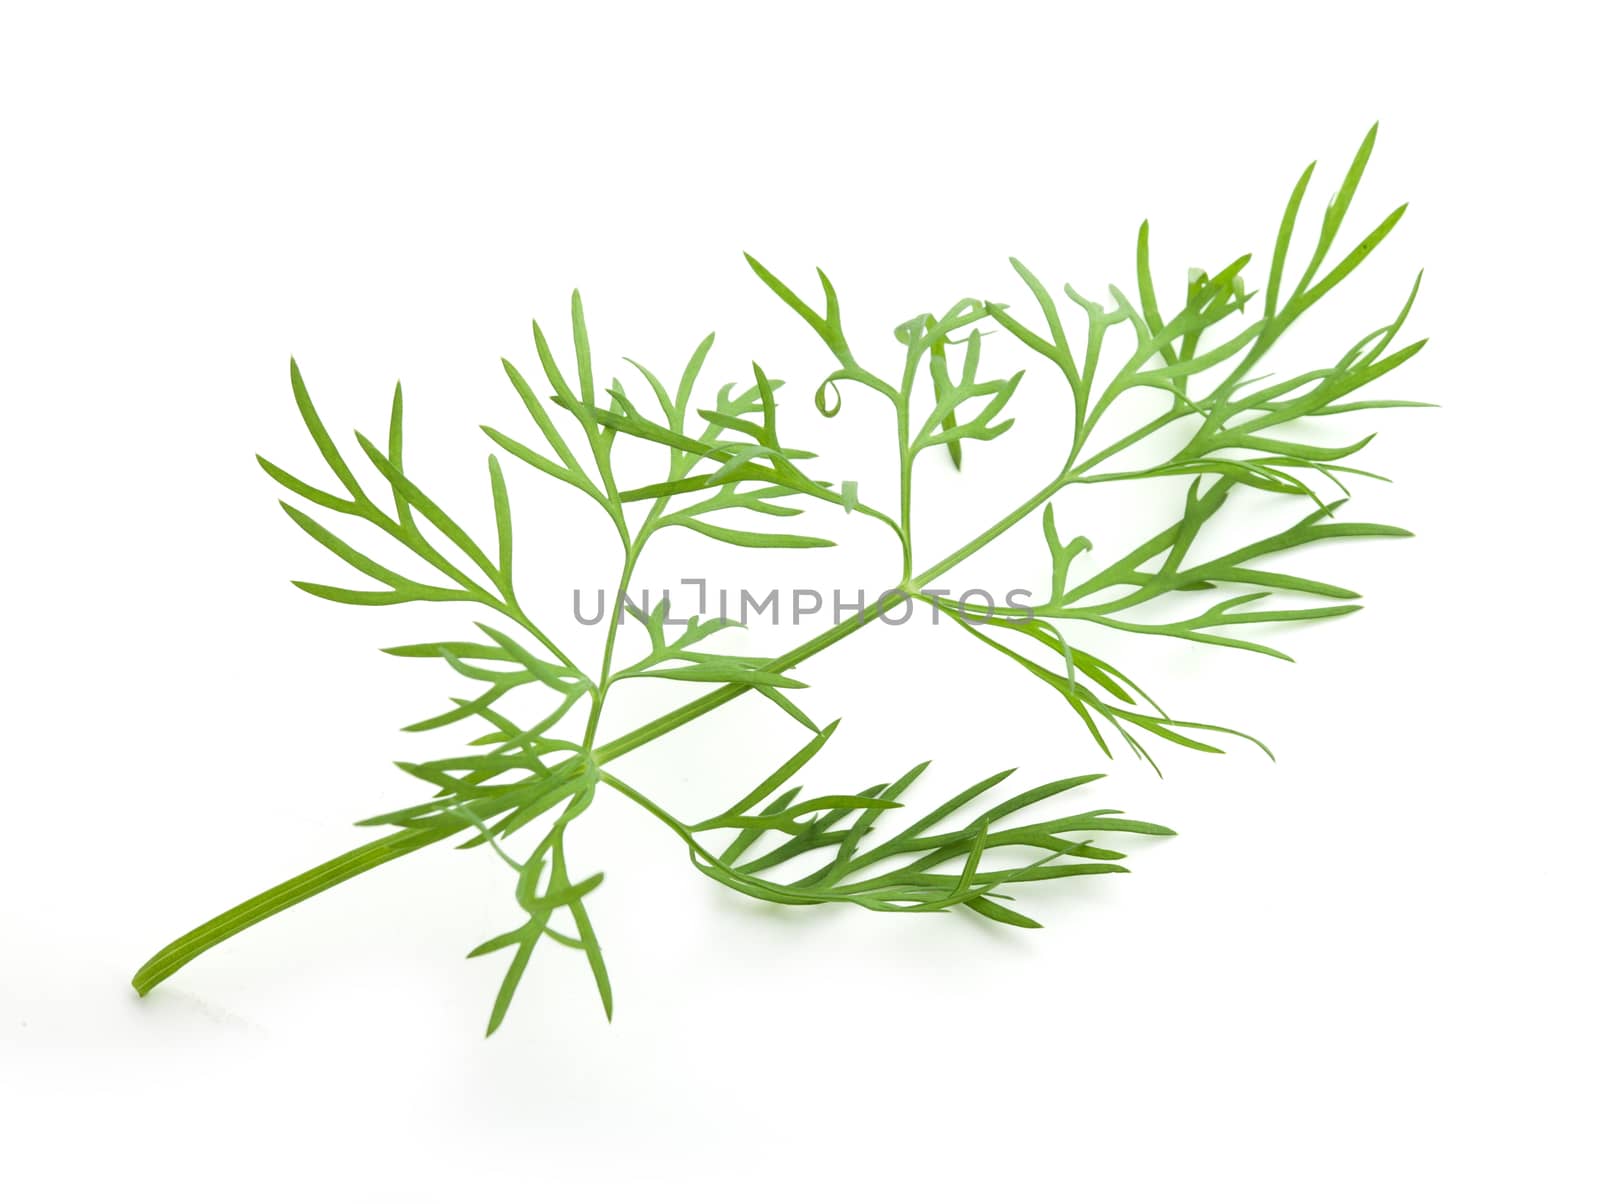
[132,125,1425,1034]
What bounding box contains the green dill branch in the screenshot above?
[133,125,1427,1035]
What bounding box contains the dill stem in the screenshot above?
[582,542,640,749]
[897,407,915,582]
[909,470,1070,591]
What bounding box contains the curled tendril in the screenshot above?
[815,375,844,417]
[813,366,900,418]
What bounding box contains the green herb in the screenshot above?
[132,126,1425,1034]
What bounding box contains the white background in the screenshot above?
[3,2,1595,1200]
